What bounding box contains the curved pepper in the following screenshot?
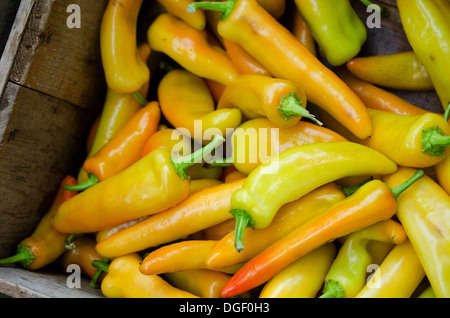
[158,69,242,144]
[294,0,367,66]
[230,118,347,175]
[93,253,198,298]
[95,178,245,258]
[229,142,398,252]
[337,67,429,116]
[320,219,407,298]
[140,240,242,275]
[220,171,424,297]
[188,0,372,140]
[77,43,151,183]
[352,109,450,168]
[189,179,223,195]
[51,135,224,234]
[157,0,206,30]
[60,236,105,288]
[0,176,77,270]
[398,0,450,110]
[86,115,100,154]
[207,183,345,268]
[383,167,450,298]
[259,243,336,298]
[147,13,239,86]
[217,74,321,127]
[222,38,272,76]
[418,286,436,298]
[141,128,223,180]
[346,51,434,91]
[291,9,316,56]
[435,106,450,195]
[355,240,425,298]
[202,219,236,241]
[80,101,161,182]
[164,269,244,298]
[100,0,149,94]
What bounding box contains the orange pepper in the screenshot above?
[207,183,345,269]
[140,240,242,275]
[148,13,240,86]
[83,101,161,182]
[220,171,424,297]
[95,178,245,258]
[222,38,272,76]
[188,0,372,140]
[336,67,429,116]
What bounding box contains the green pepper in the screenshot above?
[320,219,407,298]
[294,0,367,66]
[397,0,450,110]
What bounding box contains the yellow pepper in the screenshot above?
[346,51,434,91]
[355,240,425,298]
[398,0,450,109]
[93,254,198,298]
[216,74,321,128]
[320,220,407,298]
[147,13,239,86]
[164,269,247,298]
[157,0,206,30]
[100,0,149,94]
[229,142,397,251]
[207,183,345,268]
[158,69,242,144]
[259,243,336,298]
[435,106,450,195]
[51,135,224,234]
[383,167,450,298]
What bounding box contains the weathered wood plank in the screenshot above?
[0,0,22,57]
[8,0,108,113]
[0,82,93,258]
[0,266,103,298]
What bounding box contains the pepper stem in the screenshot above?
[171,135,225,179]
[444,104,450,121]
[0,245,35,269]
[338,177,373,197]
[229,209,255,253]
[421,126,450,156]
[90,258,110,288]
[390,170,424,200]
[206,157,234,168]
[64,173,99,191]
[187,0,237,20]
[320,280,346,298]
[277,92,323,126]
[64,233,85,250]
[358,0,386,14]
[132,91,149,106]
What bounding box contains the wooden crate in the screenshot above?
[0,0,444,298]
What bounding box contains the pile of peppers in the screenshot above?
[2,0,450,299]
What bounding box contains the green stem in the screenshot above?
[205,157,234,168]
[132,91,149,106]
[171,135,225,179]
[421,126,450,156]
[64,173,99,191]
[229,209,255,253]
[277,92,323,126]
[90,258,110,289]
[0,245,35,269]
[390,170,424,200]
[319,280,345,298]
[358,0,386,14]
[338,177,373,197]
[64,233,85,250]
[187,0,237,20]
[444,104,450,122]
